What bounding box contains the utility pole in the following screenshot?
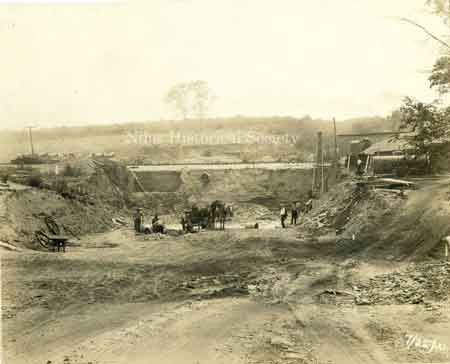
[321,141,325,195]
[26,126,36,155]
[311,137,318,193]
[315,131,323,196]
[333,117,338,166]
[333,117,339,180]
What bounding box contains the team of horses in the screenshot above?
[184,200,233,231]
[209,200,233,230]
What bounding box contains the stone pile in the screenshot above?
[354,262,450,305]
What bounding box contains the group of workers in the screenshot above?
[133,208,164,234]
[280,199,312,228]
[133,197,315,234]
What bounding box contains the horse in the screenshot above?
[209,200,227,230]
[216,204,227,230]
[225,205,233,219]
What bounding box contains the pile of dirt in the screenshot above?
[299,177,450,261]
[299,180,404,237]
[0,159,137,250]
[0,188,120,250]
[353,262,450,305]
[359,179,450,260]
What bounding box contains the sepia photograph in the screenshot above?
[1,1,450,363]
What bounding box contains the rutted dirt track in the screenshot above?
[2,179,450,364]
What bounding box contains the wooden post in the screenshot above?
[129,169,146,193]
[444,236,450,261]
[312,133,319,193]
[26,126,36,155]
[364,155,370,174]
[333,117,338,177]
[316,131,323,196]
[333,118,338,161]
[321,147,325,194]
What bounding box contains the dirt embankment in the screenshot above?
[0,188,121,250]
[299,177,450,261]
[0,160,137,250]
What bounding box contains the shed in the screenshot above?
[362,138,413,156]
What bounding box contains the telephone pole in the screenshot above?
[26,126,36,155]
[321,140,325,195]
[313,131,323,196]
[333,117,339,179]
[333,117,338,166]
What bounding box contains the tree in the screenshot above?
[164,80,214,120]
[429,56,450,94]
[190,80,215,120]
[427,0,450,21]
[164,82,190,120]
[420,1,450,93]
[398,97,450,170]
[398,3,450,94]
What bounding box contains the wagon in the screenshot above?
[181,207,211,232]
[181,200,231,232]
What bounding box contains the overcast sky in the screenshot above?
[0,0,448,129]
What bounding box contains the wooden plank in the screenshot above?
[129,169,146,193]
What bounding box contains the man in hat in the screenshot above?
[134,208,144,233]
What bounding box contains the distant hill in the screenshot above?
[0,116,397,163]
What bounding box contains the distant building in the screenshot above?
[340,130,450,176]
[361,138,424,176]
[361,135,450,176]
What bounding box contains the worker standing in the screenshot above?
[134,208,143,233]
[356,157,364,176]
[280,205,287,228]
[290,202,298,225]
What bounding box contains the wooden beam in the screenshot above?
[337,131,408,138]
[129,169,146,193]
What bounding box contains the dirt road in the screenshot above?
[3,226,450,364]
[7,297,291,364]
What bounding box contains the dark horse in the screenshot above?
[209,200,227,230]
